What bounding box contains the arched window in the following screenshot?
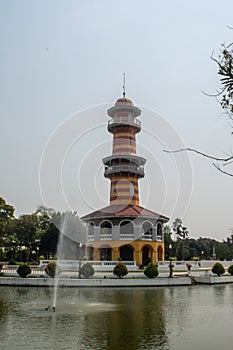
[157,223,163,237]
[87,222,95,237]
[120,220,134,239]
[100,221,112,236]
[142,221,153,239]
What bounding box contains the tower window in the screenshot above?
[130,182,134,197]
[110,183,115,196]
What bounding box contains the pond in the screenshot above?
[0,284,233,350]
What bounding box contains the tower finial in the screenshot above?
[123,73,126,98]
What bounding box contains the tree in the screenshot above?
[211,43,233,120]
[164,40,233,176]
[14,214,39,258]
[172,218,189,261]
[173,218,188,239]
[0,197,14,240]
[164,225,174,259]
[40,223,59,259]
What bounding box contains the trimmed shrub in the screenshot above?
[113,262,128,278]
[17,263,31,278]
[45,262,61,278]
[80,262,95,278]
[144,263,159,278]
[8,259,17,265]
[228,265,233,276]
[212,262,225,276]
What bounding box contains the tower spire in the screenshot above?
[123,73,126,98]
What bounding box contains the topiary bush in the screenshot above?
[45,261,61,278]
[113,262,128,278]
[8,259,17,265]
[212,262,225,276]
[80,262,95,278]
[17,263,31,278]
[228,265,233,276]
[144,263,159,278]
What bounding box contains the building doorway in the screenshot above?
[142,246,152,266]
[100,246,112,261]
[157,245,163,261]
[88,246,94,260]
[120,245,134,261]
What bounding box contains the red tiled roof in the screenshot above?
[81,204,169,222]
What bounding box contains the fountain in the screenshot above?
[51,211,86,311]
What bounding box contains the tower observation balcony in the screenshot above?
[107,103,142,133]
[107,117,141,133]
[103,155,146,179]
[104,164,144,178]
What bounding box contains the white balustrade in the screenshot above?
[119,234,134,240]
[100,235,112,240]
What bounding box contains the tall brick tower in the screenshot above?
[103,97,145,206]
[82,92,169,265]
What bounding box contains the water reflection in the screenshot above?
[82,288,167,350]
[1,285,233,350]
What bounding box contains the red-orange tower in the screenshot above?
[82,93,169,265]
[103,97,145,206]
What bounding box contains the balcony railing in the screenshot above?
[120,234,134,240]
[100,234,112,240]
[104,164,144,176]
[108,118,141,130]
[87,234,95,241]
[141,234,153,241]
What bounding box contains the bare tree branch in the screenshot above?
[213,163,233,176]
[163,148,233,162]
[201,88,227,98]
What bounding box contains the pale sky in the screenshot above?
[1,0,233,240]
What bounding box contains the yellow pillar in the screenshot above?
[112,246,119,261]
[94,247,100,260]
